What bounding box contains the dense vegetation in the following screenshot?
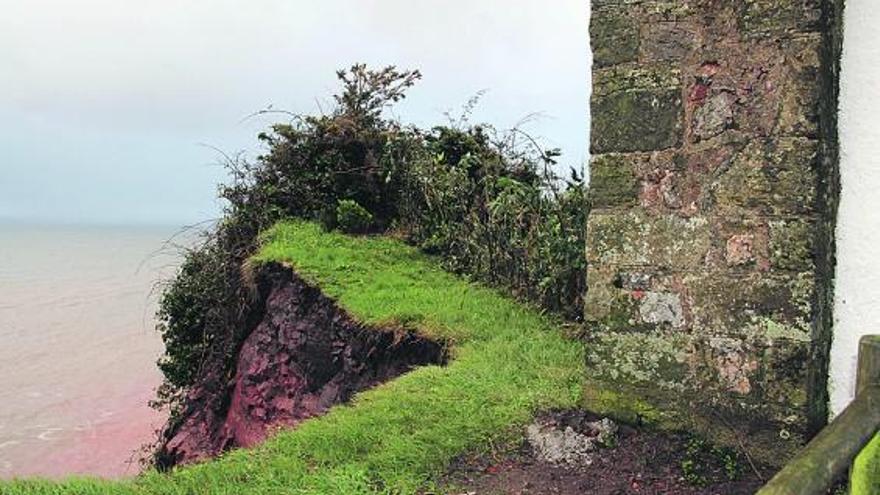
[3,221,584,494]
[153,65,587,416]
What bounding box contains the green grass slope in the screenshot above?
[3,221,585,494]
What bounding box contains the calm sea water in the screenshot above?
[0,222,183,478]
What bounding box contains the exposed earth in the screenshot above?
[437,411,767,495]
[155,263,446,467]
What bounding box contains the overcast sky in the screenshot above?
[0,0,590,226]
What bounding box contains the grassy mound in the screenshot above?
[4,221,584,494]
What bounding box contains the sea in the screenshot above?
[0,221,186,479]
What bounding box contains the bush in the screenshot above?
[154,64,588,428]
[398,125,587,319]
[335,199,374,234]
[152,65,424,418]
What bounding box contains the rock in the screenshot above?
[590,417,619,446]
[726,234,755,266]
[641,22,695,62]
[639,291,685,328]
[526,416,618,467]
[692,92,736,141]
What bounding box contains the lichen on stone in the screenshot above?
[589,153,639,208]
[751,316,811,342]
[638,291,685,328]
[740,0,822,37]
[590,5,639,67]
[769,218,814,272]
[692,92,736,142]
[592,64,681,97]
[587,211,711,269]
[526,417,619,467]
[585,0,835,466]
[586,331,689,391]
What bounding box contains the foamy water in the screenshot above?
[0,222,182,478]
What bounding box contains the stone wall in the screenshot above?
[584,0,841,465]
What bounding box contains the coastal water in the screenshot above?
[0,222,183,478]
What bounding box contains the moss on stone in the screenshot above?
[755,317,811,342]
[593,64,681,97]
[581,384,672,426]
[592,88,683,153]
[587,211,711,269]
[604,293,641,329]
[585,330,690,390]
[590,6,639,67]
[712,140,818,216]
[769,219,814,272]
[583,265,617,323]
[583,0,837,473]
[589,154,639,208]
[770,137,820,170]
[686,272,813,338]
[757,339,811,410]
[779,35,822,137]
[581,378,805,468]
[641,1,691,20]
[740,0,822,37]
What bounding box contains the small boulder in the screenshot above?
[526,416,618,467]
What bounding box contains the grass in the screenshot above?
[852,434,880,495]
[2,220,585,494]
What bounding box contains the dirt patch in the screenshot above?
[438,411,767,495]
[155,262,445,468]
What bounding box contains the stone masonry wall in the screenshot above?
[585,0,841,466]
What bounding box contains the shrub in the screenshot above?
[335,199,374,234]
[398,125,587,319]
[152,65,424,417]
[153,64,588,435]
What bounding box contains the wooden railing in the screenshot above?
[757,335,880,495]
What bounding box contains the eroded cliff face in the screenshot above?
[155,263,445,468]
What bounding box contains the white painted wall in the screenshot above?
[830,0,880,416]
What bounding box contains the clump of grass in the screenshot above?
[680,436,742,488]
[3,221,584,494]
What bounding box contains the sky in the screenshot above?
[0,0,590,226]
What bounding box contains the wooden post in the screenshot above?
[757,336,880,495]
[857,336,880,392]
